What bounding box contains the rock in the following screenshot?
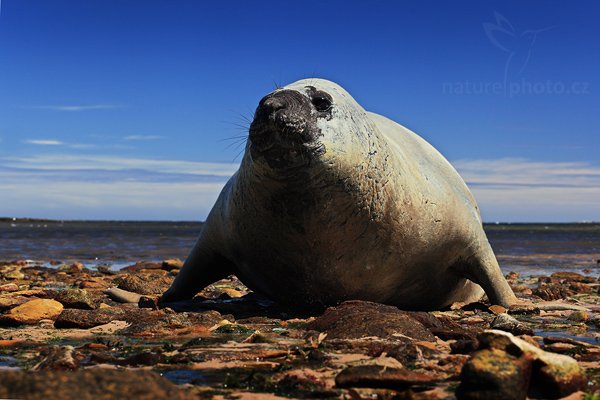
[56,288,96,310]
[509,304,541,315]
[456,347,532,400]
[1,299,63,325]
[537,302,589,312]
[138,295,159,309]
[121,261,162,272]
[0,283,19,292]
[505,271,520,280]
[112,273,172,295]
[478,330,587,398]
[103,287,142,303]
[490,313,533,335]
[162,258,183,271]
[0,295,30,311]
[544,342,577,354]
[277,369,336,397]
[510,284,533,295]
[305,301,435,341]
[31,346,79,371]
[117,350,162,366]
[550,271,595,283]
[96,264,117,275]
[410,312,478,341]
[0,265,24,280]
[57,262,85,274]
[567,310,590,322]
[0,369,196,400]
[221,288,243,298]
[78,277,111,289]
[487,305,507,315]
[55,308,127,329]
[533,284,574,301]
[335,365,439,389]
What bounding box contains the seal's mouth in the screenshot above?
[249,89,326,171]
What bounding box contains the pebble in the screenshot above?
[487,305,506,315]
[490,313,534,335]
[567,310,590,322]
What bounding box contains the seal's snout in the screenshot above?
[250,90,312,143]
[249,89,324,169]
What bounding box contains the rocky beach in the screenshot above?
[0,221,598,399]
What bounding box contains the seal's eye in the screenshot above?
[311,92,332,112]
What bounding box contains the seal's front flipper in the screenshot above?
[463,240,517,307]
[160,241,234,304]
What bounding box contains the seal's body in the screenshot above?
[162,79,517,310]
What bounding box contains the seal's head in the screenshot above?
[248,79,376,175]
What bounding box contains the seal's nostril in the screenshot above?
[261,96,286,113]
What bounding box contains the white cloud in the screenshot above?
[453,158,600,222]
[1,154,598,221]
[124,135,163,141]
[4,154,239,176]
[0,154,239,220]
[24,105,122,112]
[26,139,64,146]
[25,139,97,149]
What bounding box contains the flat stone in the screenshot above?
[56,288,96,310]
[112,273,172,295]
[550,272,595,283]
[0,369,196,400]
[55,307,127,329]
[1,299,63,325]
[121,261,162,272]
[335,365,439,389]
[305,301,435,341]
[78,277,111,289]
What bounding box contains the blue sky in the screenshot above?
[0,1,598,221]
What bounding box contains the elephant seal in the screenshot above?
[161,78,517,310]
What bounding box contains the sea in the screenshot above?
[0,220,599,278]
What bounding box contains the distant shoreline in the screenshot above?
[1,217,598,225]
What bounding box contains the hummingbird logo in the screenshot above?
[483,12,554,86]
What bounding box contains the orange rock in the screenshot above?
[0,339,22,347]
[4,299,64,325]
[488,305,507,315]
